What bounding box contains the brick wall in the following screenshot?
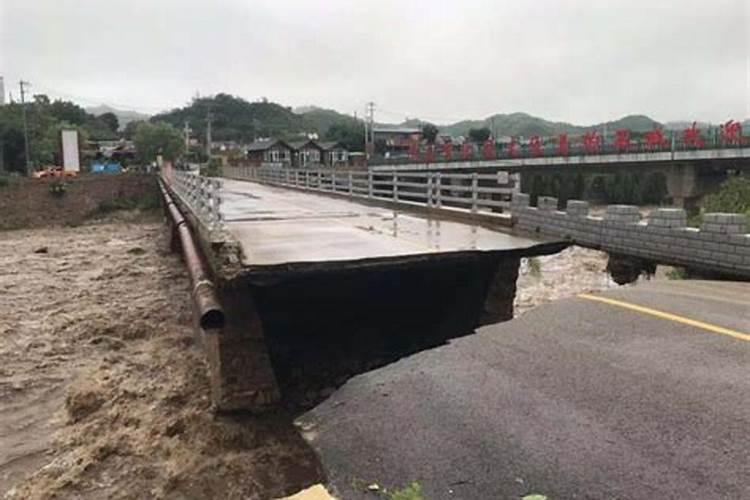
[512,193,750,277]
[0,174,157,230]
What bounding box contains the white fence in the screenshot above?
[167,169,225,229]
[223,166,516,214]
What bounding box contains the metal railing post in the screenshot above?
[427,173,433,207]
[368,172,374,198]
[471,172,478,213]
[436,173,442,207]
[392,173,398,202]
[348,171,353,196]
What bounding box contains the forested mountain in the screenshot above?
[297,106,360,134]
[148,93,736,146]
[152,94,315,142]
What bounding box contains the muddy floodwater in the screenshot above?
[0,213,323,500]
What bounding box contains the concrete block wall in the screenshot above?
[513,195,750,277]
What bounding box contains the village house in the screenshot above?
[373,127,423,158]
[318,141,349,167]
[246,139,293,166]
[288,139,324,168]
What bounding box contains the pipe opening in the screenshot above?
[200,308,226,330]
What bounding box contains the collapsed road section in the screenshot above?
[160,171,568,412]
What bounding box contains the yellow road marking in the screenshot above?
[578,293,750,343]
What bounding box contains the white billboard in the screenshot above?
[61,129,80,172]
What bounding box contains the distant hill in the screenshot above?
[152,94,316,142]
[296,106,360,134]
[145,93,741,145]
[85,104,150,130]
[435,113,662,138]
[439,112,581,138]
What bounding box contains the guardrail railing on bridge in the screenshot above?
[223,165,517,215]
[162,166,225,230]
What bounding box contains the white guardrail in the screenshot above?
[166,169,225,230]
[223,166,517,214]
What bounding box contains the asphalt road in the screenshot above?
[298,280,750,499]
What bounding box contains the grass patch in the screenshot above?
[91,192,161,218]
[387,482,424,500]
[665,267,688,280]
[528,257,542,278]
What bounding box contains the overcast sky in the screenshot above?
[1,0,748,125]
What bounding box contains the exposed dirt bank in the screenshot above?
[515,246,620,316]
[0,213,323,500]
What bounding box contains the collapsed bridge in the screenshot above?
[160,168,566,412]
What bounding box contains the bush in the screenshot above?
[388,482,424,500]
[49,180,67,197]
[702,176,750,216]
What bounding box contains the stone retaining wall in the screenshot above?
[513,193,750,277]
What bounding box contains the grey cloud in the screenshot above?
[1,0,747,123]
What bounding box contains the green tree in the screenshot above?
[421,122,439,144]
[703,175,750,216]
[123,120,145,140]
[468,127,491,143]
[134,121,184,162]
[324,120,365,152]
[98,112,119,133]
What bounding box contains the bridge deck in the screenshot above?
[219,178,560,269]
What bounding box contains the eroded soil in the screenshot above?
[515,245,619,315]
[0,213,323,500]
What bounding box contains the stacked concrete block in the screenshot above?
[701,213,748,235]
[537,196,559,211]
[647,208,687,229]
[511,193,530,212]
[566,200,590,218]
[604,205,641,224]
[564,200,601,246]
[512,196,749,277]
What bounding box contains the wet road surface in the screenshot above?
[219,179,561,267]
[298,279,750,499]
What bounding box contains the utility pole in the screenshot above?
[365,101,375,160]
[183,121,192,152]
[205,107,213,160]
[19,80,32,175]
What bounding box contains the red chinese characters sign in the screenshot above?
[683,122,704,148]
[557,134,569,155]
[720,120,742,145]
[529,136,543,157]
[645,127,668,149]
[442,142,453,161]
[507,138,519,157]
[482,138,496,160]
[408,140,419,161]
[615,129,630,152]
[424,144,435,163]
[583,131,602,154]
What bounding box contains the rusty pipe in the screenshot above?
[159,179,225,331]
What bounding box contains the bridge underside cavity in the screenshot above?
[177,179,567,412]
